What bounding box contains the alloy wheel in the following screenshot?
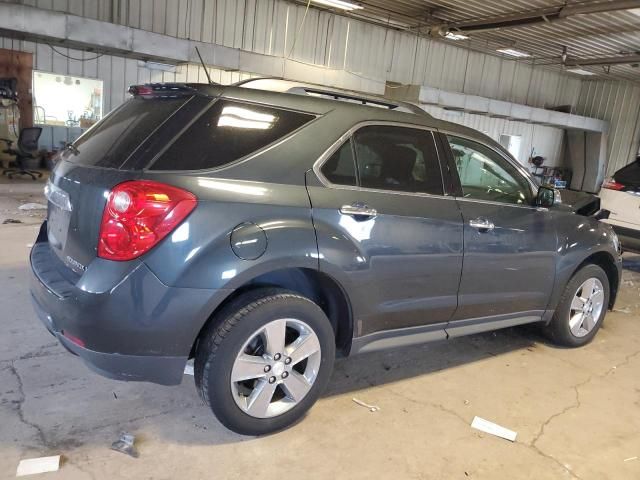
[569,277,605,338]
[230,318,322,419]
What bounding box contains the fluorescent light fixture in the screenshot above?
[566,68,596,76]
[311,0,363,11]
[497,48,531,58]
[138,60,177,73]
[445,32,469,41]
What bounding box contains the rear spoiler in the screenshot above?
[128,84,198,98]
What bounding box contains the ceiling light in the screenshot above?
[497,48,531,58]
[445,32,469,41]
[566,68,596,76]
[311,0,363,10]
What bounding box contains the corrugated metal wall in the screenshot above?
[11,0,584,109]
[576,80,640,176]
[422,105,565,168]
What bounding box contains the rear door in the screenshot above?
[307,124,463,338]
[601,158,640,230]
[441,134,557,324]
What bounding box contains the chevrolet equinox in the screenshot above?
[30,80,622,435]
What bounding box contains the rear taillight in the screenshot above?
[98,180,197,261]
[602,179,626,191]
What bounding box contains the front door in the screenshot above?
[306,125,464,338]
[443,134,557,323]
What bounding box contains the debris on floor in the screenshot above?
[2,218,22,224]
[110,433,139,458]
[471,416,517,442]
[16,455,61,477]
[184,359,194,376]
[613,307,632,314]
[18,203,47,211]
[624,456,638,462]
[352,397,380,412]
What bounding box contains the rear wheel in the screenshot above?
[195,289,335,435]
[545,264,610,347]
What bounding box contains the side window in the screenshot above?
[151,100,314,171]
[321,140,357,186]
[352,126,443,195]
[447,136,532,205]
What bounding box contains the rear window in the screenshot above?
[150,100,315,171]
[68,96,189,168]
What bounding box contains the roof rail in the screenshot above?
[232,78,429,117]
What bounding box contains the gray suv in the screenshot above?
[30,80,622,435]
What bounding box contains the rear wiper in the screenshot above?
[64,143,80,155]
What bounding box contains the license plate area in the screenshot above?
[47,204,71,251]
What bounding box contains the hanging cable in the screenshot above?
[49,44,104,62]
[286,0,312,59]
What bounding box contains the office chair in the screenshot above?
[1,127,43,180]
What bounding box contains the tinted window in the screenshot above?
[67,96,189,168]
[151,100,314,171]
[614,157,640,187]
[448,136,532,205]
[321,140,357,186]
[352,126,443,195]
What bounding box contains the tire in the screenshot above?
[194,288,336,435]
[544,264,610,347]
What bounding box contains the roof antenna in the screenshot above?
[195,46,214,85]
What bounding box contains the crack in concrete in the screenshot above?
[385,388,470,426]
[386,386,581,478]
[527,348,640,479]
[7,361,50,449]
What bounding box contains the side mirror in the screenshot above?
[536,185,556,208]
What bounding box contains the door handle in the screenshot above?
[340,203,377,220]
[469,218,495,232]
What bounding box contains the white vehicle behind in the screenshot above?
[600,156,640,253]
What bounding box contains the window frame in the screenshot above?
[440,131,541,210]
[319,137,359,187]
[313,121,448,198]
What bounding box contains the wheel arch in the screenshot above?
[190,267,354,359]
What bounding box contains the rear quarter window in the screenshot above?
[150,100,315,171]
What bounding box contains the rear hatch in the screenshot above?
[601,157,640,229]
[46,89,212,274]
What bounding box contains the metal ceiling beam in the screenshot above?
[430,0,640,35]
[565,54,640,67]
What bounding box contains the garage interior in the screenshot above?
[0,0,640,478]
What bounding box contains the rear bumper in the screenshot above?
[29,222,230,385]
[611,224,640,254]
[32,298,188,385]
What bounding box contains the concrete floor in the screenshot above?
[1,178,639,480]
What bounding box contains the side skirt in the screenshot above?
[350,312,545,355]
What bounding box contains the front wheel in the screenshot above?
[544,264,610,347]
[194,289,336,435]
